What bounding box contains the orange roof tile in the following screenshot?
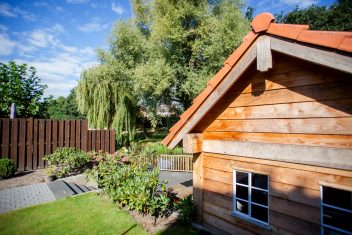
[163,12,352,147]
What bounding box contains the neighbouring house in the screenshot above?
[162,12,352,235]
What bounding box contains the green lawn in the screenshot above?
[0,192,148,235]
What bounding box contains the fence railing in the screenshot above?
[0,118,115,171]
[157,154,193,172]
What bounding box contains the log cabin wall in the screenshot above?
[191,52,352,234]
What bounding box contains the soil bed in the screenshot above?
[0,169,45,190]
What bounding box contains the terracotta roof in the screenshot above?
[162,12,352,147]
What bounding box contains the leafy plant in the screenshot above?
[0,158,15,179]
[176,195,196,224]
[91,150,175,221]
[43,147,91,178]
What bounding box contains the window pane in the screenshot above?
[323,187,352,210]
[251,204,268,223]
[323,206,352,233]
[236,185,248,200]
[252,189,268,206]
[252,174,268,190]
[236,200,248,215]
[323,227,347,235]
[236,172,248,185]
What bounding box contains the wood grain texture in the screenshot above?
[257,35,272,72]
[202,140,352,170]
[206,117,352,134]
[203,131,352,149]
[218,99,352,119]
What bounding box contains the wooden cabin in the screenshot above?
[162,13,352,235]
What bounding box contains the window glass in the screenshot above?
[233,170,269,226]
[323,187,352,210]
[236,200,248,215]
[252,174,268,190]
[323,206,352,233]
[323,227,348,235]
[236,185,248,200]
[236,172,248,185]
[251,204,268,223]
[252,189,268,206]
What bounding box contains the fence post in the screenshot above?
[26,118,33,170]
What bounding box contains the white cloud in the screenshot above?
[0,33,16,56]
[28,29,59,48]
[66,0,89,4]
[0,3,36,21]
[78,18,109,33]
[280,0,318,8]
[0,24,8,32]
[0,3,16,17]
[111,2,125,15]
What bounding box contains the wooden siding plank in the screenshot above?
[203,140,352,170]
[18,119,26,171]
[70,120,75,147]
[33,119,39,169]
[26,118,33,170]
[203,131,352,149]
[206,117,352,135]
[38,120,45,168]
[229,82,352,108]
[65,120,70,147]
[218,99,352,119]
[52,120,58,153]
[75,120,80,150]
[256,35,272,72]
[105,130,109,153]
[81,120,88,152]
[45,120,52,167]
[110,130,115,153]
[10,119,18,166]
[1,119,10,158]
[58,120,64,148]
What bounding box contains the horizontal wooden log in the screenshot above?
[203,131,352,149]
[206,117,352,135]
[203,140,352,170]
[218,99,352,119]
[238,69,344,94]
[202,153,352,190]
[183,133,202,153]
[229,82,352,108]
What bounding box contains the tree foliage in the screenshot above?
[276,0,352,31]
[0,61,47,118]
[77,0,249,143]
[48,89,86,120]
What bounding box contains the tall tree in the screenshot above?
[48,89,86,120]
[0,61,47,117]
[276,0,352,31]
[77,0,249,143]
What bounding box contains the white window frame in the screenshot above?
[320,185,352,235]
[232,170,269,228]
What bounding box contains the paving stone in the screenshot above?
[0,183,55,214]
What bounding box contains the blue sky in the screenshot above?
[0,0,335,98]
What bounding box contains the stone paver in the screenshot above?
[0,183,55,214]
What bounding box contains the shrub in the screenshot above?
[176,195,196,224]
[92,150,174,220]
[0,158,15,179]
[43,147,91,178]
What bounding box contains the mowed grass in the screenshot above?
[0,192,148,235]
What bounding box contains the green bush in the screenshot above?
[92,150,174,220]
[176,195,196,224]
[43,147,91,178]
[0,158,15,179]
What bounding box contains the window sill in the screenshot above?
[231,212,272,231]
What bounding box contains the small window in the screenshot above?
[233,170,269,225]
[321,186,352,235]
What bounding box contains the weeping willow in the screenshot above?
[76,62,137,145]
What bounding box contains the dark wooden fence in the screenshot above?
[0,118,115,171]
